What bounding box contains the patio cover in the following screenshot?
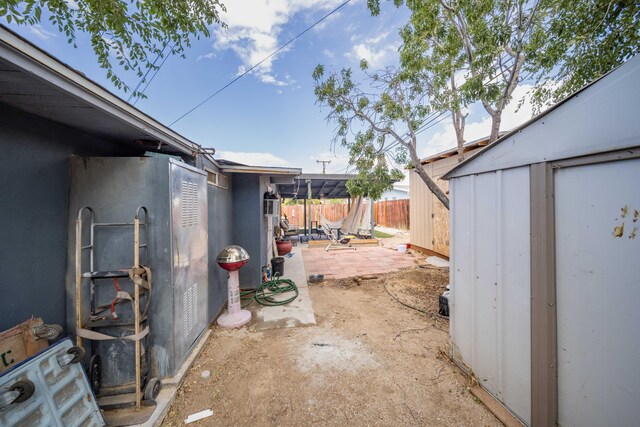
[277,174,355,200]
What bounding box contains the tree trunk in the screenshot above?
[489,111,502,143]
[414,164,450,210]
[453,111,466,163]
[408,143,450,210]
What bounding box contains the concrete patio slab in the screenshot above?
[302,246,418,280]
[250,245,316,330]
[426,255,450,267]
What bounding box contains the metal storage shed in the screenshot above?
[443,55,640,426]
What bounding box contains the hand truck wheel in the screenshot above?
[10,379,35,404]
[88,354,102,394]
[143,377,161,402]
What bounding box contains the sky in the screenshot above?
[3,0,539,180]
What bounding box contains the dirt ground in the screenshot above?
[162,267,500,426]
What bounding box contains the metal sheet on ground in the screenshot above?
[0,339,104,427]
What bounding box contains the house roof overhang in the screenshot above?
[218,164,303,185]
[0,25,203,157]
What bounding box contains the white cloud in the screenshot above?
[198,52,217,61]
[210,0,345,86]
[346,32,398,69]
[217,151,291,167]
[418,84,538,159]
[322,48,335,59]
[29,24,57,40]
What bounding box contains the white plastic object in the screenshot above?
[217,270,252,328]
[185,409,214,424]
[397,244,407,253]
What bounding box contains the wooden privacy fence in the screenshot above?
[374,199,410,230]
[281,199,409,230]
[281,204,348,227]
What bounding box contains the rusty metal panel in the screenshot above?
[0,339,104,427]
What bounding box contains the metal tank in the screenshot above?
[66,156,208,386]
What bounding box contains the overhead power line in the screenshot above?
[169,0,351,127]
[133,45,175,106]
[127,42,170,103]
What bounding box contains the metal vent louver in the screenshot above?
[181,181,198,227]
[182,283,198,338]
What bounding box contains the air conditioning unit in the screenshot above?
[263,198,280,217]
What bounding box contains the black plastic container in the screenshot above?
[438,294,449,317]
[271,257,285,277]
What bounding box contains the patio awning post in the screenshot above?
[307,181,312,236]
[370,197,375,238]
[303,189,307,237]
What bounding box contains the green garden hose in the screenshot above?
[240,275,299,307]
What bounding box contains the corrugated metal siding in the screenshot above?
[555,158,640,426]
[450,166,531,424]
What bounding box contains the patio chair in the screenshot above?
[280,217,300,237]
[320,219,356,251]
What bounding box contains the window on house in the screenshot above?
[207,170,217,186]
[217,174,229,189]
[205,169,228,189]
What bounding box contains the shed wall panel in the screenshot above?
[450,176,473,363]
[499,167,531,423]
[471,172,499,395]
[451,166,531,424]
[555,158,640,427]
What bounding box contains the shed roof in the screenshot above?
[420,134,504,165]
[444,55,640,180]
[277,174,355,199]
[0,25,203,157]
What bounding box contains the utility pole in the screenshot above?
[316,159,331,174]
